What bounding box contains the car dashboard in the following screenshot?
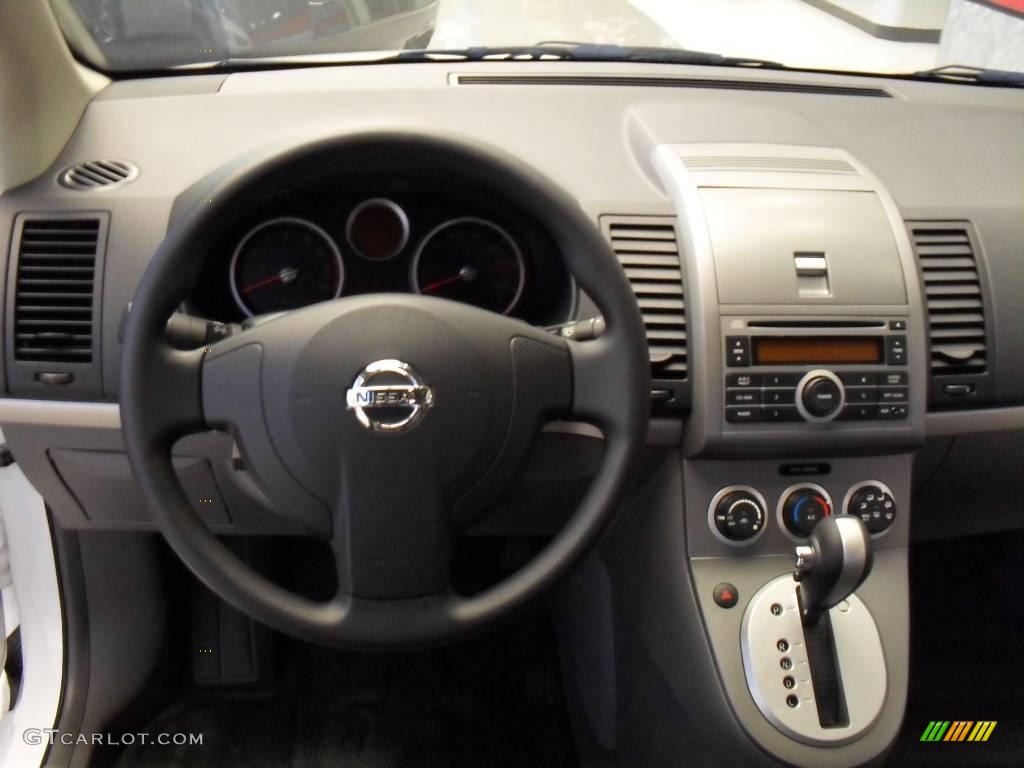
[0,59,1022,768]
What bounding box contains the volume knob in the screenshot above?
[796,369,845,422]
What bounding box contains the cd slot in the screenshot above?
[746,320,886,329]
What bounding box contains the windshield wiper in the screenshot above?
[194,43,784,72]
[910,65,1024,88]
[397,43,784,69]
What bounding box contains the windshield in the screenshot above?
[52,0,1024,78]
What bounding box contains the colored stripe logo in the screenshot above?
[920,721,997,742]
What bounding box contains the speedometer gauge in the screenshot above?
[412,218,525,315]
[230,217,343,317]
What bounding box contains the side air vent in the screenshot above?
[908,222,994,408]
[6,214,108,398]
[455,74,892,98]
[58,160,138,191]
[602,216,689,410]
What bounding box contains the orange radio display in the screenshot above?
[752,336,883,365]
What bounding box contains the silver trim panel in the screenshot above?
[0,399,121,429]
[741,574,886,746]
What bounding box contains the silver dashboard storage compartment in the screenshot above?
[47,449,230,526]
[699,188,907,306]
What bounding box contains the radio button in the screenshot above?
[764,373,801,387]
[804,378,842,417]
[878,386,909,403]
[726,336,751,367]
[764,388,795,405]
[726,373,762,388]
[763,406,802,422]
[727,389,762,406]
[846,386,876,404]
[726,406,761,423]
[878,403,909,420]
[886,335,908,365]
[839,404,878,420]
[881,371,908,386]
[839,372,876,387]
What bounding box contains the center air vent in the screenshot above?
[602,216,689,405]
[909,221,993,408]
[6,214,108,398]
[58,160,138,191]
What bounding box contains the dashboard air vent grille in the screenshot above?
[58,160,138,191]
[604,217,687,380]
[911,224,988,376]
[13,217,101,364]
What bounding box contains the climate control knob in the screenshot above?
[710,487,767,543]
[845,482,897,534]
[796,369,845,422]
[780,485,833,538]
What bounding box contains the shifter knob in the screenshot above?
[793,515,872,624]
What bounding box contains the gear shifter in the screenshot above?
[793,515,873,625]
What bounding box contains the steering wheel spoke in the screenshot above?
[132,344,207,442]
[332,428,452,599]
[568,335,643,437]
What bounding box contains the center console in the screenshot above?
[648,143,925,766]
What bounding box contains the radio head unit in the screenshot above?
[722,319,910,427]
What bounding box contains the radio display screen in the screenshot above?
[752,336,883,365]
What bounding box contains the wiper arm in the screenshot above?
[532,41,784,69]
[182,43,784,72]
[911,64,1024,87]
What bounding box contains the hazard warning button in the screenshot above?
[713,582,739,609]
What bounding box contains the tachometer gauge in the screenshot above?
[412,218,525,315]
[230,217,343,317]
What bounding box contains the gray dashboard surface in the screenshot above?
[0,61,1021,406]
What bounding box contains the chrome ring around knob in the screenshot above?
[795,369,846,423]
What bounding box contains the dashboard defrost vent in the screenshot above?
[12,218,101,364]
[455,74,892,98]
[58,160,138,191]
[680,155,857,175]
[909,222,994,408]
[602,216,689,408]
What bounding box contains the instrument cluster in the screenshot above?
[189,181,574,325]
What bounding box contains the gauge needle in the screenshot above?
[241,267,300,295]
[421,266,478,294]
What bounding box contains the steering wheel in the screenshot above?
[120,134,649,647]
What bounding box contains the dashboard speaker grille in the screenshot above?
[911,224,988,375]
[12,217,101,364]
[603,216,687,380]
[58,160,138,191]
